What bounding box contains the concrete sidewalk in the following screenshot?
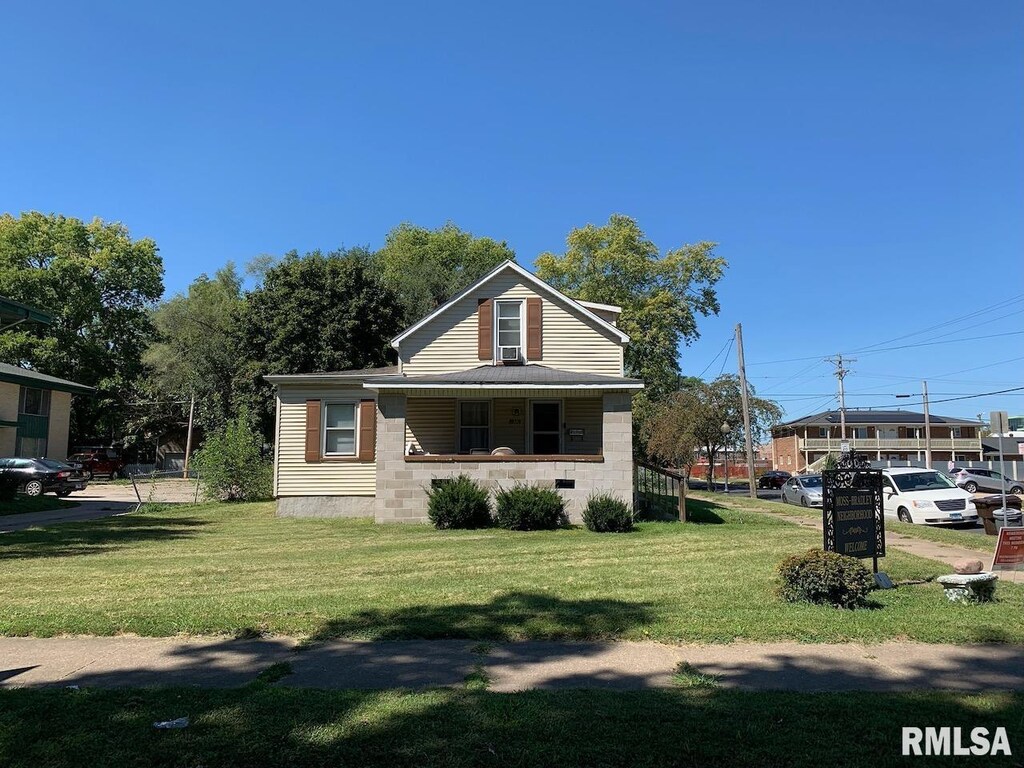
[1,637,1021,692]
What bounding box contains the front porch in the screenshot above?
[373,391,634,523]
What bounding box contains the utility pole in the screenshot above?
[826,355,855,440]
[922,380,932,468]
[735,323,757,499]
[182,392,196,479]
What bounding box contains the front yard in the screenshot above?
[1,498,1021,643]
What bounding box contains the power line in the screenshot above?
[853,385,1024,411]
[717,336,734,378]
[695,337,733,379]
[747,330,1024,366]
[847,295,1024,354]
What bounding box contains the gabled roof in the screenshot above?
[363,364,643,390]
[390,260,630,349]
[778,409,980,428]
[0,362,94,395]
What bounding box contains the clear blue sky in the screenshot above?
[2,1,1021,423]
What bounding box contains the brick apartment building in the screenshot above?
[770,409,984,473]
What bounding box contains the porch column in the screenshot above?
[602,393,634,507]
[375,393,414,522]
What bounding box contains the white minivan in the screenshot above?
[880,467,978,525]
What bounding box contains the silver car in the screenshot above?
[782,474,824,507]
[949,467,1023,495]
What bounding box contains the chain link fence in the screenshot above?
[128,469,202,510]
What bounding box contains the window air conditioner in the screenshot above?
[499,346,521,363]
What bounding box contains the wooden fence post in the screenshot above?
[678,469,687,522]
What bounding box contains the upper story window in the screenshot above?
[323,402,357,456]
[907,427,923,439]
[952,426,963,438]
[851,427,868,439]
[817,427,828,438]
[496,301,523,361]
[19,387,50,416]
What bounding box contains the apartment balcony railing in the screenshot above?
[800,437,981,452]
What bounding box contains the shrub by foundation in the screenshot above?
[583,493,634,532]
[495,484,564,531]
[426,475,493,529]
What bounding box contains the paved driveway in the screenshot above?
[1,480,197,533]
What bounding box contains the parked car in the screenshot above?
[67,448,126,480]
[881,467,978,525]
[948,467,1024,495]
[0,457,89,497]
[757,470,792,489]
[781,474,823,507]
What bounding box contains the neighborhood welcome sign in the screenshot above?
[822,469,885,568]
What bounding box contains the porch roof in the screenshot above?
[363,364,643,391]
[0,361,95,395]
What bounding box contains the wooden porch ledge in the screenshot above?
[405,454,604,463]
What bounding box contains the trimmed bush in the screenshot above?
[583,493,634,533]
[495,484,564,531]
[426,475,492,529]
[778,549,874,609]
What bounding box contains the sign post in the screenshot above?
[823,468,887,583]
[991,411,1010,515]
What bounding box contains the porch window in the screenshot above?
[459,401,490,453]
[323,403,357,456]
[851,427,868,439]
[496,301,522,359]
[952,427,962,438]
[817,427,828,438]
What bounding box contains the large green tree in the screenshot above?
[138,263,245,436]
[236,248,405,439]
[0,212,164,443]
[535,214,726,401]
[373,222,515,324]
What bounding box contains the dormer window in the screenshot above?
[496,300,523,362]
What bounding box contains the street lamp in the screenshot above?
[721,422,732,493]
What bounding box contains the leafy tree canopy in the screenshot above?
[374,222,515,324]
[139,263,245,435]
[535,214,725,400]
[0,211,163,442]
[236,247,405,438]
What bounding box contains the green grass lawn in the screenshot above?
[1,498,1021,643]
[0,686,1020,768]
[0,494,76,516]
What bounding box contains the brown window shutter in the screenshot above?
[358,400,376,461]
[304,400,322,463]
[526,297,542,360]
[477,298,493,360]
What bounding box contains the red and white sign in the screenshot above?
[991,528,1024,572]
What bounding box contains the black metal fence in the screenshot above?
[634,462,685,520]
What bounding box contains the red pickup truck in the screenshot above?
[67,449,127,480]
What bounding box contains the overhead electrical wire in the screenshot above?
[695,337,733,379]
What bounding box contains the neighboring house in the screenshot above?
[0,362,95,460]
[266,260,642,523]
[770,409,984,472]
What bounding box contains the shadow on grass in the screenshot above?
[0,686,1021,767]
[304,591,657,644]
[0,515,210,560]
[636,494,726,524]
